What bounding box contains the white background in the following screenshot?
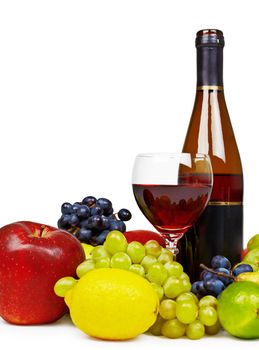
[0,0,258,349]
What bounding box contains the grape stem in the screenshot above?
[200,264,235,280]
[68,227,80,235]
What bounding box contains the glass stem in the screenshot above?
[165,237,179,256]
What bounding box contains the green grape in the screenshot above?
[129,264,145,277]
[110,252,131,270]
[157,248,174,264]
[181,279,192,293]
[159,299,177,320]
[141,255,157,272]
[161,318,186,338]
[205,320,221,335]
[144,240,162,258]
[76,259,95,278]
[176,301,198,324]
[147,262,168,285]
[149,315,165,336]
[126,241,145,263]
[178,272,190,281]
[103,230,128,255]
[163,276,184,299]
[199,295,218,309]
[164,261,183,277]
[176,292,198,305]
[198,306,218,326]
[186,320,205,340]
[91,246,110,260]
[95,257,110,268]
[151,283,164,301]
[54,276,77,297]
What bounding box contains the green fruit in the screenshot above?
[186,320,205,340]
[163,276,184,299]
[147,262,168,285]
[91,246,110,260]
[76,259,95,278]
[243,248,259,269]
[103,230,128,255]
[157,248,173,264]
[54,277,77,297]
[218,281,259,339]
[236,271,259,283]
[151,283,164,301]
[110,252,131,270]
[176,301,198,324]
[164,261,183,277]
[95,257,110,268]
[176,292,198,305]
[149,315,165,336]
[205,320,221,335]
[126,241,145,263]
[159,299,176,320]
[141,255,157,272]
[198,306,217,326]
[247,234,259,251]
[199,295,218,309]
[161,318,186,338]
[145,240,162,258]
[129,264,145,277]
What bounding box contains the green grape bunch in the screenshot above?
[55,230,221,340]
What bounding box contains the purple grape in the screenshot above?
[90,206,103,216]
[82,196,96,207]
[204,278,225,296]
[96,198,113,215]
[118,209,132,221]
[233,264,253,276]
[75,228,92,243]
[61,202,73,215]
[211,255,231,270]
[76,205,90,219]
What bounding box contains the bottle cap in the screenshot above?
[196,29,225,47]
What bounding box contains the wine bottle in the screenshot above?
[179,29,243,281]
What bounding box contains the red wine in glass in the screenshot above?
[132,153,213,254]
[133,182,211,234]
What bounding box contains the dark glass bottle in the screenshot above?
[179,29,243,281]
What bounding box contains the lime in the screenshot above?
[218,281,259,339]
[65,268,159,340]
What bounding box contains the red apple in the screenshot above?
[0,221,85,325]
[124,230,166,247]
[241,248,249,261]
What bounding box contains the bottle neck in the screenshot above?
[196,46,223,89]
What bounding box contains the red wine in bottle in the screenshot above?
[180,29,243,281]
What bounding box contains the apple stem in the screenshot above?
[200,264,236,280]
[39,225,49,237]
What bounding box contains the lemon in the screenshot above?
[65,268,159,340]
[81,243,94,259]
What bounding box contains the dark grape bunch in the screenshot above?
[191,255,253,298]
[57,196,132,245]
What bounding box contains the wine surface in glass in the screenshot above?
[133,183,211,236]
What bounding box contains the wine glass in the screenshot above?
[132,153,213,255]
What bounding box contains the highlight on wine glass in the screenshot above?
[132,153,213,255]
